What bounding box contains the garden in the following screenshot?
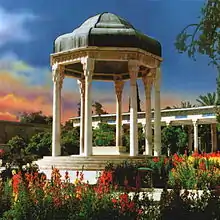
[1,152,220,219]
[0,117,219,219]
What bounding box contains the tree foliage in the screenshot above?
[93,123,116,146]
[122,124,145,153]
[128,82,142,112]
[61,126,80,155]
[162,126,187,155]
[92,102,108,115]
[19,111,52,125]
[173,101,196,109]
[6,136,33,168]
[196,92,217,106]
[175,0,220,67]
[26,132,52,157]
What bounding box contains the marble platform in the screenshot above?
[36,155,149,184]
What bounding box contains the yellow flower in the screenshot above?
[74,178,79,185]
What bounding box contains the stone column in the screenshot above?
[211,123,217,152]
[193,120,198,153]
[52,63,64,156]
[81,57,94,156]
[114,77,124,147]
[142,74,153,155]
[154,68,161,156]
[77,79,85,155]
[128,60,139,156]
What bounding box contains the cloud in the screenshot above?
[0,55,80,122]
[0,7,36,47]
[0,112,17,121]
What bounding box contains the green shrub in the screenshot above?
[26,132,52,158]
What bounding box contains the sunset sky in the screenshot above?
[0,0,217,122]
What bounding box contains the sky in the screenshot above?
[0,0,217,122]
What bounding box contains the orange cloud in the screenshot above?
[0,112,18,121]
[0,68,80,122]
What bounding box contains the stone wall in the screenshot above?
[0,120,51,144]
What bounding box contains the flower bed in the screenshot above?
[1,167,220,219]
[169,152,220,189]
[106,152,220,190]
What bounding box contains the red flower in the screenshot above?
[0,149,4,158]
[94,171,113,196]
[118,193,136,213]
[152,157,160,163]
[12,172,22,196]
[164,157,169,165]
[172,154,184,167]
[112,198,118,203]
[199,161,206,170]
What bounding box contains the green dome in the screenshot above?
[54,12,161,57]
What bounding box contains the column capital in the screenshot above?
[192,119,198,126]
[81,57,94,78]
[142,75,154,95]
[52,63,64,88]
[114,77,124,102]
[128,60,139,73]
[128,60,139,86]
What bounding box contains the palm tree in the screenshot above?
[196,92,217,106]
[196,92,217,152]
[173,101,196,109]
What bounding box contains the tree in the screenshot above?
[92,102,107,115]
[128,82,142,112]
[196,92,217,106]
[61,127,80,155]
[26,132,52,158]
[173,101,196,109]
[63,120,73,130]
[26,126,80,157]
[136,82,142,112]
[6,136,32,169]
[19,111,52,125]
[175,0,220,68]
[93,123,116,146]
[162,126,187,155]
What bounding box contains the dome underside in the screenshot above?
[64,61,148,81]
[54,12,161,57]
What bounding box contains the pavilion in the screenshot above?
[37,12,162,175]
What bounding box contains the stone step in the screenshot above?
[41,155,149,161]
[36,155,149,171]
